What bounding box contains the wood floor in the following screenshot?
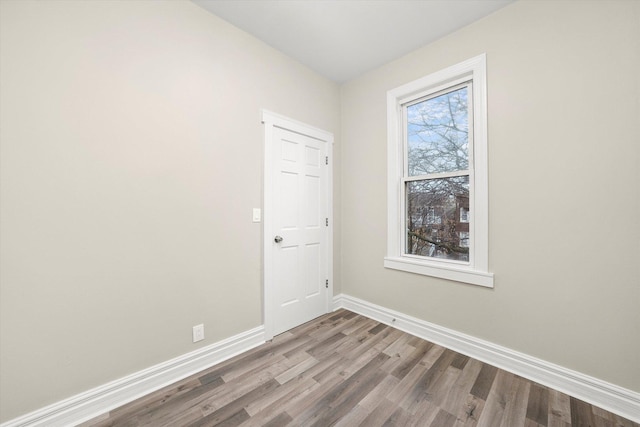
[82,310,639,427]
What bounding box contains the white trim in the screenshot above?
[261,109,333,341]
[386,54,492,287]
[333,294,640,424]
[261,110,333,143]
[262,111,276,340]
[384,256,494,288]
[1,326,265,427]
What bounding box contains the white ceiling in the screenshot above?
[192,0,514,83]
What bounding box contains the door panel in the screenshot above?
[269,125,328,336]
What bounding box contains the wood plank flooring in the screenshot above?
[81,310,639,427]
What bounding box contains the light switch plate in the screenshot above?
[252,208,261,222]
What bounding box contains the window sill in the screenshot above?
[384,256,494,288]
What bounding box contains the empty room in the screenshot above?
[0,0,638,426]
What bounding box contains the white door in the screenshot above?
[263,111,332,339]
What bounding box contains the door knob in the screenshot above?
[274,235,283,243]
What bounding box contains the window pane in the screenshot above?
[407,86,469,176]
[406,176,469,262]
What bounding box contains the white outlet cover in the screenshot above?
[192,324,204,342]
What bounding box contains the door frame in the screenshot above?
[261,109,333,341]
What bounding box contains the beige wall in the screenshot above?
[0,0,340,421]
[341,0,640,393]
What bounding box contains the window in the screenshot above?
[385,54,493,287]
[460,207,469,223]
[459,232,470,248]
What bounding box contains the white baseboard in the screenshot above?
[1,326,265,427]
[333,293,640,423]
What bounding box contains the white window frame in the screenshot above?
[385,54,494,288]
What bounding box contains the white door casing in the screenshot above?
[262,110,333,340]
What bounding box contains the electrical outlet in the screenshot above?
[192,324,204,343]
